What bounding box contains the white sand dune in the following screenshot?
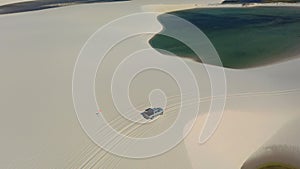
[142,4,200,12]
[241,117,300,168]
[0,0,31,6]
[0,0,300,168]
[184,58,300,169]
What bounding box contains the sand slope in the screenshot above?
[0,0,300,168]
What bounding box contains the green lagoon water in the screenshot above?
[149,7,300,68]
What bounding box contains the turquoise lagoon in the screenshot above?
[149,7,300,68]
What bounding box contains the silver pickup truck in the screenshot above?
[141,107,164,120]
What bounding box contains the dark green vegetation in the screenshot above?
[263,0,300,2]
[149,7,300,68]
[222,0,300,4]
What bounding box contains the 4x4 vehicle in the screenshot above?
[141,107,164,120]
